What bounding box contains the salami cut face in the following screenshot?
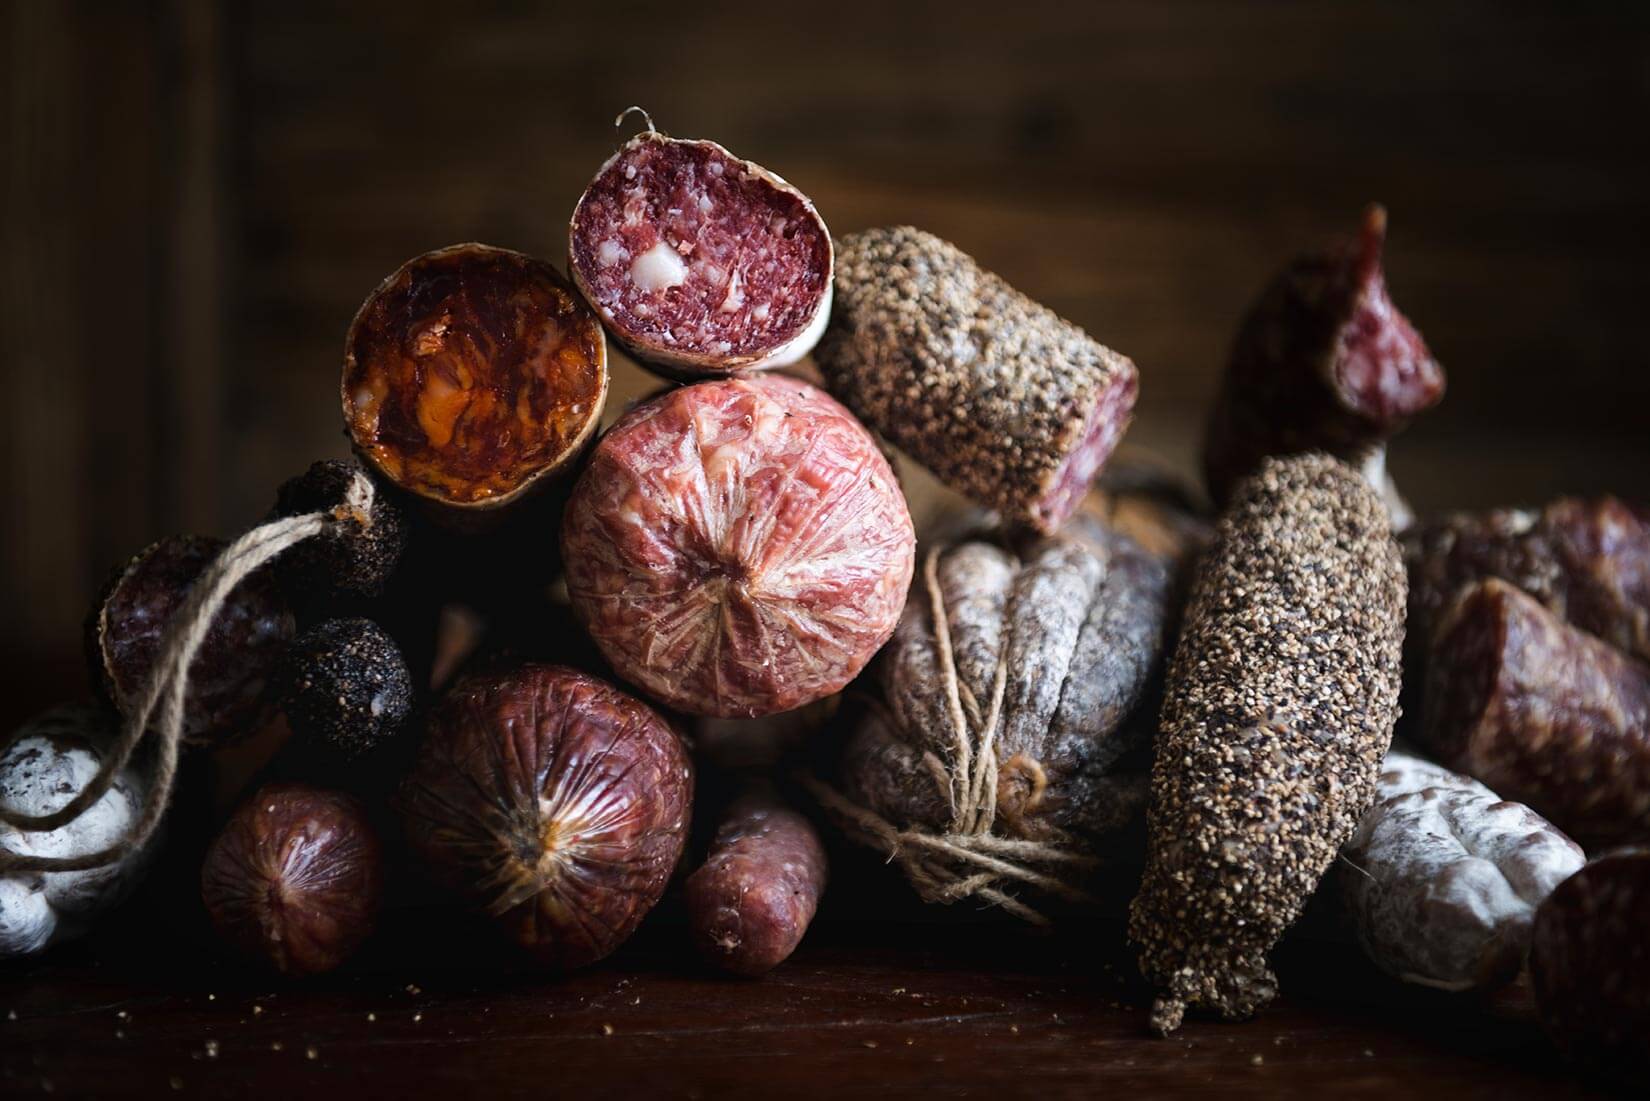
[561,374,915,718]
[343,244,607,514]
[569,132,833,377]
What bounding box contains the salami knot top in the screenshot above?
[561,374,915,718]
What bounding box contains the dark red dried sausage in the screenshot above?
[1407,496,1650,664]
[683,786,827,976]
[1202,206,1445,507]
[1529,847,1650,1077]
[1422,578,1650,848]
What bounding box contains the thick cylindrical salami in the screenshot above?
[1202,206,1445,508]
[1529,847,1650,1077]
[684,785,827,976]
[1422,578,1650,848]
[815,226,1139,535]
[1340,747,1584,992]
[399,664,692,970]
[1129,453,1405,1035]
[343,244,608,519]
[568,127,832,378]
[1406,496,1650,664]
[561,374,915,718]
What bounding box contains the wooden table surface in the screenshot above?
[0,841,1626,1101]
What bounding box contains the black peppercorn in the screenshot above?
[269,459,408,599]
[279,617,413,758]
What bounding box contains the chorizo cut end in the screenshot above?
[398,663,693,970]
[561,374,916,719]
[343,244,608,513]
[569,132,832,377]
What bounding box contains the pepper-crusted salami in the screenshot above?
[1129,453,1405,1034]
[1202,206,1444,509]
[1406,496,1650,664]
[684,786,828,976]
[343,244,607,517]
[561,374,915,718]
[568,127,832,378]
[815,227,1139,535]
[1340,747,1584,992]
[1529,847,1650,1077]
[1422,578,1650,848]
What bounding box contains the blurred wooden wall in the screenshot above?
[3,0,1648,723]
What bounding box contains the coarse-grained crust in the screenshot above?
[1341,747,1583,992]
[569,132,833,378]
[343,243,608,516]
[815,226,1138,535]
[561,374,915,718]
[399,664,692,970]
[1422,578,1650,848]
[1129,452,1405,1034]
[684,786,827,976]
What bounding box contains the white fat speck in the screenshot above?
[630,241,689,293]
[597,239,628,267]
[623,164,637,180]
[752,302,771,323]
[708,161,724,176]
[720,271,744,313]
[697,193,714,213]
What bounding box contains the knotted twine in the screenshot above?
[0,471,376,874]
[803,545,1100,926]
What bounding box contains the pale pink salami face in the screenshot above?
[561,374,915,718]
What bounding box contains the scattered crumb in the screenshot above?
[306,1046,318,1061]
[631,997,641,1006]
[116,1011,128,1021]
[1363,1049,1375,1058]
[7,1010,16,1021]
[367,1013,377,1022]
[405,985,421,996]
[602,1024,614,1036]
[204,1041,219,1060]
[1250,1054,1264,1066]
[863,1041,878,1050]
[207,994,216,1002]
[904,1039,914,1047]
[170,1077,183,1091]
[252,1006,264,1017]
[1010,1025,1019,1035]
[115,1030,126,1041]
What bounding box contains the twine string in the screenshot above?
[0,472,374,874]
[807,543,1100,925]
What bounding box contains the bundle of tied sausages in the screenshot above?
[4,112,1645,1079]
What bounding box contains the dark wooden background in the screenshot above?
[4,1,1649,724]
[2,4,1647,1095]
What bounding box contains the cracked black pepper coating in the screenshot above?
[269,459,408,599]
[1128,452,1405,1035]
[280,617,413,758]
[814,226,1138,535]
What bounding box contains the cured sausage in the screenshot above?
[1528,847,1650,1077]
[1422,578,1650,848]
[1406,496,1650,664]
[399,664,692,970]
[1202,206,1445,509]
[1340,747,1584,992]
[569,125,832,378]
[684,785,827,976]
[815,226,1139,535]
[561,374,915,718]
[1129,453,1405,1034]
[343,243,607,519]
